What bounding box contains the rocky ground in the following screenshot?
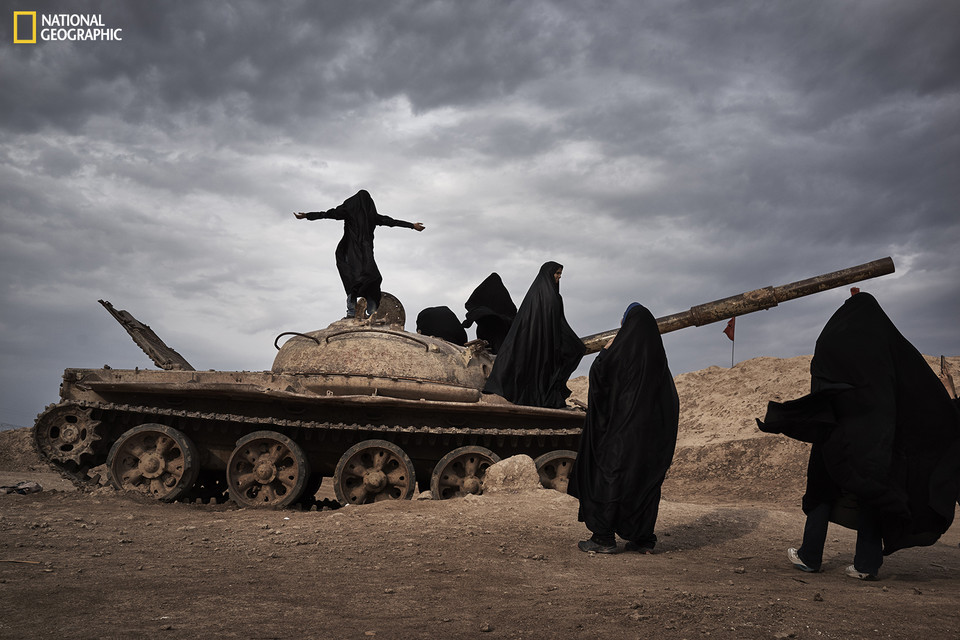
[1,355,958,639]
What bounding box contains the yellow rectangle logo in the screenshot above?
[13,11,37,43]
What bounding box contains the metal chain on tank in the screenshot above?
[69,399,582,439]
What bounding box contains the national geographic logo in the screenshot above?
[13,11,123,44]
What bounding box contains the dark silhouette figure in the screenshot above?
[295,190,424,317]
[482,261,584,409]
[416,306,468,345]
[568,303,680,554]
[759,292,960,579]
[462,272,517,354]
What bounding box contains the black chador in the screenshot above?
[758,292,960,555]
[416,306,468,346]
[568,303,679,551]
[482,261,585,408]
[462,272,517,354]
[295,190,423,317]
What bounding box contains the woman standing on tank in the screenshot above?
[482,261,585,409]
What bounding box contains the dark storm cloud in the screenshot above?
[6,1,959,134]
[2,0,582,135]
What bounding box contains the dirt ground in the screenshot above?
[2,355,959,640]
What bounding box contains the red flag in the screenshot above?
[723,317,736,341]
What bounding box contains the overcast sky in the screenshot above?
[2,0,958,428]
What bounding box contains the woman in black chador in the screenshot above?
[758,292,960,580]
[295,190,424,318]
[482,262,585,408]
[416,306,468,346]
[462,272,517,354]
[568,303,679,554]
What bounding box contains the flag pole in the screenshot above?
[723,317,736,368]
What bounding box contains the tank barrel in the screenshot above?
[580,257,895,354]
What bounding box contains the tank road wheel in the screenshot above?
[34,404,102,465]
[534,450,578,493]
[333,439,416,505]
[227,431,310,509]
[430,446,501,500]
[107,424,200,502]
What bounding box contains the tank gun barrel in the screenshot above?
[580,257,895,354]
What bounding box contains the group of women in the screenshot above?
[457,262,960,574]
[455,261,681,556]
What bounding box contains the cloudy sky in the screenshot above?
[2,1,958,428]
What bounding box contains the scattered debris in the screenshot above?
[0,481,42,495]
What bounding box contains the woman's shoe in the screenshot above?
[787,548,818,572]
[845,565,879,581]
[577,538,618,554]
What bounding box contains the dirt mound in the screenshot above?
[668,356,814,503]
[673,355,811,447]
[0,425,46,472]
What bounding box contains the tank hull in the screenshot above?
[35,366,583,504]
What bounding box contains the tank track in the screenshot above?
[34,400,582,496]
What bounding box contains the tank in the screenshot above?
[32,257,894,508]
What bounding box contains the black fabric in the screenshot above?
[416,306,468,346]
[482,261,585,408]
[462,272,517,354]
[304,190,416,309]
[758,292,960,554]
[567,303,680,546]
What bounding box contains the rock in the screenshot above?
[482,455,541,493]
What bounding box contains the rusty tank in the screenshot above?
[32,257,895,508]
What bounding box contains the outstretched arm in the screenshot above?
[294,209,346,221]
[375,213,425,231]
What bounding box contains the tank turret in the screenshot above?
[271,323,493,402]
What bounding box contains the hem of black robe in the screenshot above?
[576,496,662,543]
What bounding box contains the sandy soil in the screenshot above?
[1,355,958,640]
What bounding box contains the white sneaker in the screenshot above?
[787,548,817,572]
[845,565,879,581]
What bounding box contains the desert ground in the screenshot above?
[1,355,958,640]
